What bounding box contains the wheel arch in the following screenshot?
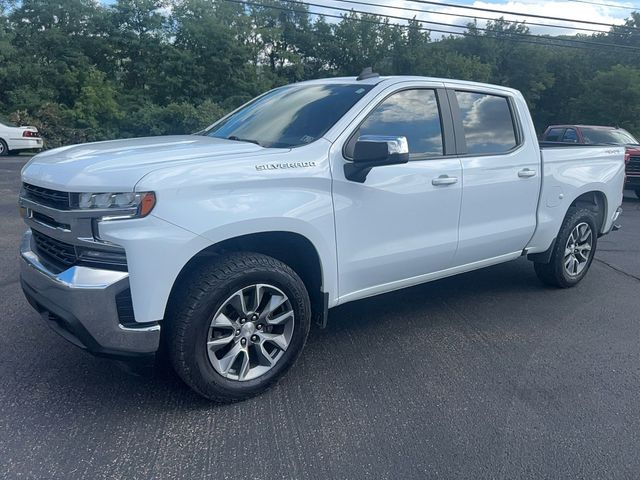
[164,231,328,328]
[528,189,607,264]
[569,190,607,234]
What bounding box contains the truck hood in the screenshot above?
[21,135,266,191]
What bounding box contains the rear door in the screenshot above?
[446,86,541,266]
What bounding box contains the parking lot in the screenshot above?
[1,154,639,479]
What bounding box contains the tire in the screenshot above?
[167,252,311,403]
[0,139,8,156]
[534,207,598,288]
[635,188,640,200]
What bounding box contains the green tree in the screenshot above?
[573,65,640,136]
[1,1,640,146]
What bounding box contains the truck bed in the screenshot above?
[526,144,626,255]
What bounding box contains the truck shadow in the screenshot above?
[38,258,547,403]
[6,256,591,414]
[319,257,541,335]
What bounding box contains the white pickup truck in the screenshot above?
[19,73,625,402]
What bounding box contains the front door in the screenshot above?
[331,86,463,302]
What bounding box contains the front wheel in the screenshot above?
[0,139,8,156]
[167,252,311,403]
[534,207,598,288]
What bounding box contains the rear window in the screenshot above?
[455,91,518,155]
[0,117,17,127]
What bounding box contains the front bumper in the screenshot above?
[20,230,160,359]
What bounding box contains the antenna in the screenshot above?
[357,67,379,81]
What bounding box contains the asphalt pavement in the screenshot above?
[1,155,639,479]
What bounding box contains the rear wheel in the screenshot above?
[167,252,311,403]
[0,139,8,156]
[534,207,598,288]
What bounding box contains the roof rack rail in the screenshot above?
[356,67,379,81]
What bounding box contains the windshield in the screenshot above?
[204,84,373,148]
[582,128,638,145]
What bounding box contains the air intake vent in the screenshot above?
[115,289,136,325]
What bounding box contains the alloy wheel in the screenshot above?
[563,222,593,277]
[206,284,295,381]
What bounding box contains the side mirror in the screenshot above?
[345,135,409,182]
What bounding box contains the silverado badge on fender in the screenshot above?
[255,161,317,171]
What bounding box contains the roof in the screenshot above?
[295,75,521,95]
[546,125,624,130]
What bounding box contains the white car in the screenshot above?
[18,73,625,402]
[0,120,43,156]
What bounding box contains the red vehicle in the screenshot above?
[541,125,640,198]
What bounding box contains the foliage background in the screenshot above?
[1,0,639,148]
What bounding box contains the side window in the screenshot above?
[545,128,565,142]
[455,91,518,155]
[562,128,578,143]
[345,89,443,159]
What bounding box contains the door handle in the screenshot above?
[432,175,458,186]
[518,168,537,178]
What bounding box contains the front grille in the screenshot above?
[115,289,136,325]
[627,157,640,174]
[32,229,76,270]
[31,230,127,272]
[22,183,70,210]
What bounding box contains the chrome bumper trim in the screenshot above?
[20,230,160,357]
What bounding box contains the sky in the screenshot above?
[311,0,637,36]
[98,0,638,36]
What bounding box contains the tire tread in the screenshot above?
[533,207,598,288]
[167,252,310,403]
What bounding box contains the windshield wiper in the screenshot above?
[227,135,262,146]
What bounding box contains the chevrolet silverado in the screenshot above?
[19,73,625,402]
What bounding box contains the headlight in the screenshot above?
[75,191,156,220]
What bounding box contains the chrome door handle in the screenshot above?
[432,175,458,186]
[518,168,537,178]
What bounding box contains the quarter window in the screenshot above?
[455,91,518,155]
[346,89,443,159]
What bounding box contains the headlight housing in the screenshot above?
[74,191,156,220]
